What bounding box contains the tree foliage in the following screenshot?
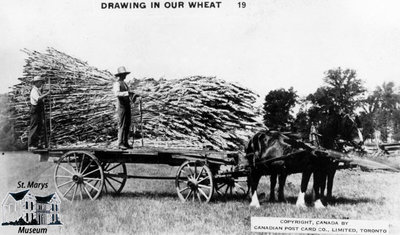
[307,68,365,116]
[263,87,297,130]
[303,68,366,147]
[362,82,400,141]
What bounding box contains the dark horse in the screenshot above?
[315,113,363,201]
[244,130,333,208]
[245,115,363,208]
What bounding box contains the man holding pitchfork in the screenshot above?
[113,66,139,150]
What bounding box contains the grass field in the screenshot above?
[0,151,399,235]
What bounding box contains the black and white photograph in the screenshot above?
[1,0,400,234]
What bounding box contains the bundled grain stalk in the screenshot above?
[7,48,262,150]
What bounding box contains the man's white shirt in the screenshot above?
[113,81,129,97]
[30,86,41,105]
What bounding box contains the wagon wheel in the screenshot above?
[175,160,214,203]
[100,162,127,194]
[215,176,249,200]
[54,151,104,201]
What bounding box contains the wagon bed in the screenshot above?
[33,146,238,165]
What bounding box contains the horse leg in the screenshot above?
[269,173,277,202]
[296,170,312,207]
[249,171,262,208]
[313,171,326,209]
[327,165,337,202]
[278,173,287,202]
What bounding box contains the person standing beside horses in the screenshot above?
[309,121,321,146]
[113,66,138,150]
[28,76,50,150]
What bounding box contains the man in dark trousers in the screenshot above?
[28,76,50,150]
[113,66,138,149]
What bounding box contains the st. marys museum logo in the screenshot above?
[1,189,62,227]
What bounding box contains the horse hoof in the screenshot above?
[314,199,325,209]
[250,203,261,208]
[296,202,307,208]
[296,192,306,208]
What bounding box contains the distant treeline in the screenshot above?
[0,93,26,150]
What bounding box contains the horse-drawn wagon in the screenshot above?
[32,146,249,203]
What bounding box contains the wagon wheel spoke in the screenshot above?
[56,175,72,179]
[196,191,202,202]
[215,181,227,194]
[104,177,118,193]
[73,153,79,172]
[79,154,85,173]
[57,180,73,188]
[82,184,93,200]
[234,183,246,194]
[104,181,108,194]
[58,165,75,176]
[187,165,194,176]
[185,190,193,201]
[107,176,123,184]
[197,176,209,184]
[83,168,100,177]
[198,184,211,190]
[84,181,100,192]
[84,177,103,181]
[179,187,190,193]
[196,167,205,181]
[62,182,76,198]
[225,184,230,195]
[66,155,75,174]
[215,186,224,196]
[79,184,83,200]
[89,180,99,194]
[102,163,111,171]
[194,162,198,180]
[71,184,78,203]
[198,188,209,200]
[81,159,94,175]
[107,163,122,172]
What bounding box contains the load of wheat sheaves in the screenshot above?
[7,48,262,150]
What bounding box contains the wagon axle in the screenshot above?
[187,177,198,189]
[72,174,83,184]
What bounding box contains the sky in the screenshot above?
[1,0,400,99]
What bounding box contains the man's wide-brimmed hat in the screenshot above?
[33,76,45,82]
[115,66,131,77]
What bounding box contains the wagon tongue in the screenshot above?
[314,149,351,160]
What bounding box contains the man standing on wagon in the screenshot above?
[28,76,50,150]
[113,66,138,150]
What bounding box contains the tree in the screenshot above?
[307,68,365,116]
[292,109,309,138]
[362,82,400,142]
[306,68,366,147]
[263,87,297,130]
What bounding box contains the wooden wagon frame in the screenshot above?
[33,147,250,203]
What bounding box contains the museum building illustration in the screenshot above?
[1,190,61,225]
